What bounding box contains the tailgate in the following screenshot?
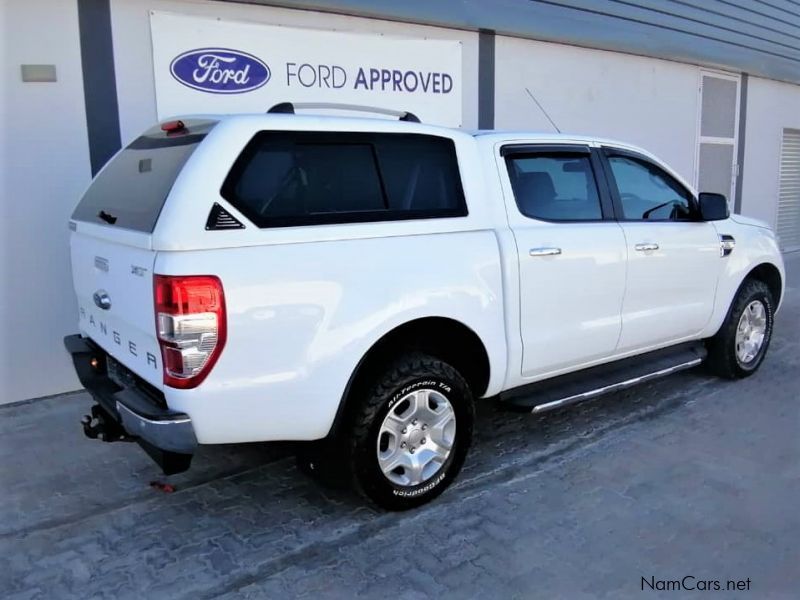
[68,118,218,389]
[71,232,162,388]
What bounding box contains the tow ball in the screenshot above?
[80,405,132,443]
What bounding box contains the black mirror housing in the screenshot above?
[698,192,729,221]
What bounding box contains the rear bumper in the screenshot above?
[64,334,197,471]
[114,403,195,454]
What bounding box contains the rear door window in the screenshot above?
[221,131,467,227]
[505,153,603,221]
[72,119,216,232]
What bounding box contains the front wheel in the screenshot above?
[706,279,775,379]
[348,353,474,510]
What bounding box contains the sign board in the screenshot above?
[149,12,463,127]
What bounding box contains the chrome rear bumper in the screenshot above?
[116,401,197,455]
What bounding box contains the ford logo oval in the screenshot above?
[170,48,271,94]
[93,290,112,311]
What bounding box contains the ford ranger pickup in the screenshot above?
[64,104,785,510]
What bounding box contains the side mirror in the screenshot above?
[698,192,729,221]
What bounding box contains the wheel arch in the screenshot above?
[744,262,783,310]
[326,316,491,440]
[707,259,784,339]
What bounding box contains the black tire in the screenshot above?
[706,278,775,379]
[348,353,474,510]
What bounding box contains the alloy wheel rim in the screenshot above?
[735,300,768,365]
[377,389,456,487]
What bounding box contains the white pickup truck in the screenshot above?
[65,105,785,510]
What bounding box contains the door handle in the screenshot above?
[529,247,562,257]
[634,243,659,252]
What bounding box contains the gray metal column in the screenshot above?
[478,30,495,130]
[734,74,748,215]
[78,0,122,175]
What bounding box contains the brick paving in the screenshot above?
[2,253,798,599]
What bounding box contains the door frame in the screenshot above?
[694,69,741,204]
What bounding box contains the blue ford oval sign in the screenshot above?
[170,48,270,94]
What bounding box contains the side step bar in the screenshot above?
[500,342,707,414]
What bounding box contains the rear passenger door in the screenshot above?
[501,144,627,378]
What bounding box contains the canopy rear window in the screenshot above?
[72,119,217,232]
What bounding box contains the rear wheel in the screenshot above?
[706,279,774,379]
[348,353,474,510]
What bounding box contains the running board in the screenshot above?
[500,342,707,414]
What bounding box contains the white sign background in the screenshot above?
[150,12,463,127]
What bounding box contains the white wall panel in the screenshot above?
[741,76,800,229]
[494,35,700,183]
[1,0,89,404]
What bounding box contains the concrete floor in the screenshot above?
[2,252,798,599]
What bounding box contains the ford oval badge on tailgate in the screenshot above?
[93,290,112,310]
[170,48,270,94]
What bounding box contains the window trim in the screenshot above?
[600,147,701,223]
[501,144,614,222]
[219,130,468,229]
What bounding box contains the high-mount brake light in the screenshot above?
[161,120,186,133]
[154,275,226,389]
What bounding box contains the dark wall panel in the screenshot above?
[478,30,495,130]
[78,0,122,175]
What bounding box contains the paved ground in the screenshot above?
[2,253,799,599]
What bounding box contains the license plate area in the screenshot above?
[107,355,135,389]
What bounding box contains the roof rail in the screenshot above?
[266,102,421,123]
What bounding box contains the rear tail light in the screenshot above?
[154,275,226,389]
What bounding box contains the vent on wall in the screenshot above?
[777,129,800,251]
[205,203,245,230]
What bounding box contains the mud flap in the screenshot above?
[138,439,193,476]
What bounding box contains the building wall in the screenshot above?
[1,0,89,403]
[741,76,800,228]
[233,0,800,86]
[110,0,480,145]
[494,35,700,183]
[1,0,799,405]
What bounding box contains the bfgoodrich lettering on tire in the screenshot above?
[707,279,774,379]
[349,353,474,510]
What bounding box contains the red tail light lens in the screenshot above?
[154,275,226,389]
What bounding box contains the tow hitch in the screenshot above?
[80,404,133,443]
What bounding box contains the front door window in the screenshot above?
[607,155,694,221]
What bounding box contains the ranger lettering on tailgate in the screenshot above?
[78,307,158,369]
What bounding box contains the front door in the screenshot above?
[501,144,627,379]
[602,148,722,352]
